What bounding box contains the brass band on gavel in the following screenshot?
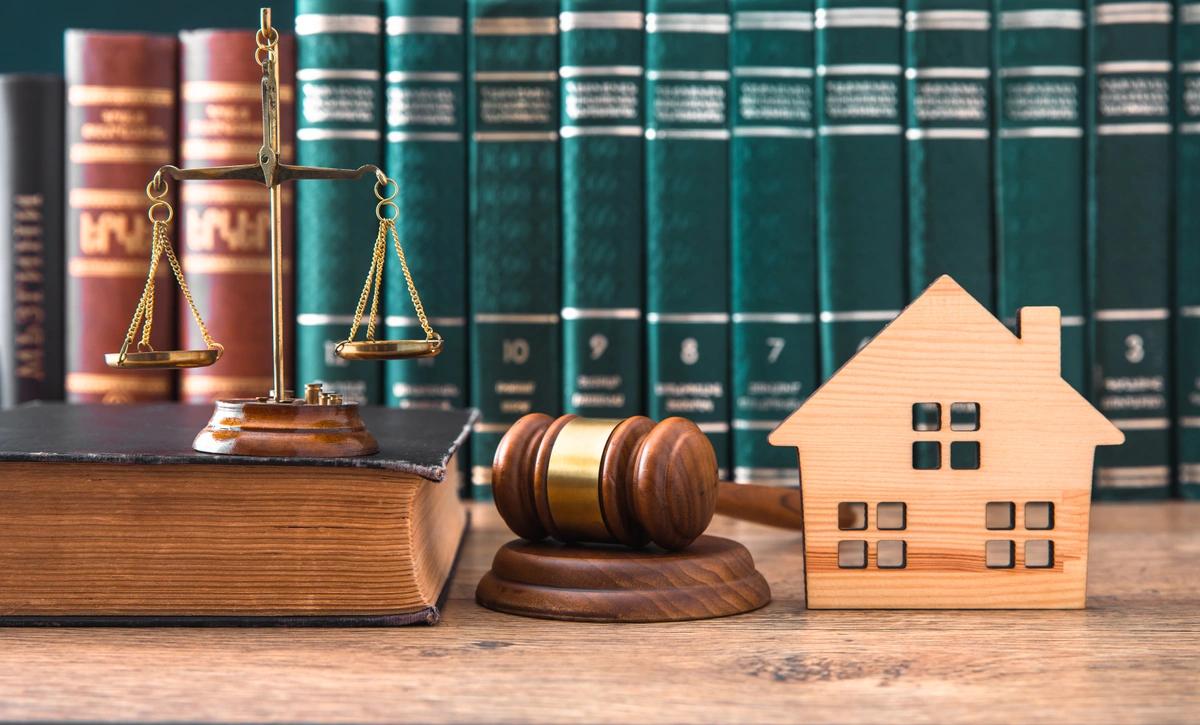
[492,414,720,551]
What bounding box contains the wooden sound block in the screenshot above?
[193,399,379,457]
[475,535,771,623]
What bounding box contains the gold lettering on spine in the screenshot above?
[184,208,271,252]
[11,195,47,382]
[78,212,151,256]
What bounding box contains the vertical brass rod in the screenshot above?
[261,7,289,402]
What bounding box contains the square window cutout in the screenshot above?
[950,402,980,431]
[838,502,867,531]
[985,540,1014,568]
[877,540,907,568]
[985,501,1015,530]
[877,502,907,530]
[912,402,941,431]
[1025,540,1055,568]
[838,540,867,569]
[1025,502,1054,530]
[950,441,980,470]
[913,441,941,470]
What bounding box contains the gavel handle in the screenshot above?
[715,481,803,531]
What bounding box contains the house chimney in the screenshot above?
[1017,306,1061,374]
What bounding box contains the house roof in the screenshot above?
[769,275,1125,448]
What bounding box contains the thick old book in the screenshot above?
[814,0,905,377]
[178,30,296,403]
[994,0,1088,394]
[1088,0,1173,498]
[645,0,732,477]
[729,0,816,486]
[64,31,178,403]
[384,0,469,420]
[560,0,645,418]
[295,0,384,404]
[904,0,993,306]
[0,404,472,625]
[1178,1,1200,498]
[0,75,64,408]
[468,0,561,497]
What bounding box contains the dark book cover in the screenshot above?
[0,74,65,408]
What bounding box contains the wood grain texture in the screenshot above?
[475,535,770,623]
[769,277,1125,608]
[0,502,1194,723]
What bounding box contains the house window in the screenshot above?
[912,441,941,469]
[912,402,981,470]
[1025,540,1055,568]
[838,502,867,530]
[877,502,906,530]
[1025,502,1054,530]
[985,540,1015,568]
[877,540,906,569]
[838,540,867,568]
[950,441,980,470]
[912,402,941,431]
[985,502,1015,530]
[950,402,980,431]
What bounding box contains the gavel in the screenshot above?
[493,413,803,551]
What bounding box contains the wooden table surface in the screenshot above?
[0,501,1197,724]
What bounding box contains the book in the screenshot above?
[729,0,816,486]
[294,0,385,404]
[384,0,469,422]
[1177,0,1200,498]
[904,0,993,305]
[814,0,906,377]
[560,0,645,418]
[0,75,64,408]
[0,403,471,624]
[644,0,732,477]
[178,30,296,403]
[468,0,561,497]
[1088,0,1173,498]
[994,0,1089,394]
[64,31,178,404]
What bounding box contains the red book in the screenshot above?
[177,30,295,402]
[65,31,178,403]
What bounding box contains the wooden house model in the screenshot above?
[769,276,1124,609]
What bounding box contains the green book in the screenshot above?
[295,0,384,403]
[815,0,905,376]
[560,0,645,417]
[905,0,993,305]
[645,0,732,477]
[384,1,467,411]
[730,0,816,486]
[468,0,561,497]
[1177,0,1200,498]
[1088,0,1173,499]
[994,0,1088,394]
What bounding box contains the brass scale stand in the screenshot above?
[105,8,441,458]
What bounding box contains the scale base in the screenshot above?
[193,398,379,458]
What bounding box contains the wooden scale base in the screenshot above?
[193,398,379,457]
[476,536,771,623]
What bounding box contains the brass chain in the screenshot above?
[347,220,387,343]
[387,220,436,341]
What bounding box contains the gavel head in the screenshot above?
[492,414,719,551]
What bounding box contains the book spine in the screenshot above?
[0,75,64,407]
[730,0,817,485]
[468,0,561,497]
[64,31,178,403]
[815,0,906,376]
[904,0,993,305]
[994,0,1089,393]
[383,0,468,414]
[1177,0,1200,497]
[178,30,296,403]
[1088,0,1174,499]
[645,0,732,477]
[560,0,645,418]
[295,0,384,404]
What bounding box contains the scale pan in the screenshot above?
[336,338,443,360]
[105,348,221,369]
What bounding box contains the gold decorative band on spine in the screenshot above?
[69,257,172,278]
[69,188,148,209]
[545,417,622,542]
[182,374,275,397]
[67,85,175,107]
[66,372,171,395]
[181,255,290,275]
[182,81,295,103]
[180,184,294,205]
[182,139,296,162]
[69,143,173,165]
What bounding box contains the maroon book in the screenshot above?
[178,30,296,403]
[65,31,178,403]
